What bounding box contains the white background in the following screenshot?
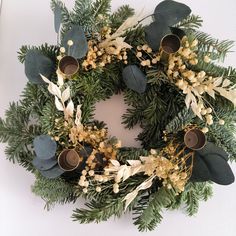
[0,0,236,235]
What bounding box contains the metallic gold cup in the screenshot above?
[58,149,81,171]
[184,129,206,150]
[160,34,181,62]
[58,56,79,77]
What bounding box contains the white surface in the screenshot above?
[0,0,236,235]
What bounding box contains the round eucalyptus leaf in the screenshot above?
[25,50,54,84]
[197,142,229,161]
[33,135,57,159]
[122,65,147,93]
[189,152,211,182]
[170,27,186,39]
[62,25,88,59]
[145,21,170,51]
[32,156,57,171]
[154,0,191,26]
[54,3,62,33]
[202,153,235,185]
[39,165,65,179]
[190,143,234,185]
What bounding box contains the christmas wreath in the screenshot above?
[1,0,236,232]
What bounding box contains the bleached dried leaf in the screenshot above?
[137,175,155,191]
[123,189,139,211]
[115,37,132,49]
[110,160,121,167]
[185,92,196,109]
[191,102,202,119]
[131,165,144,176]
[123,167,132,181]
[62,87,70,103]
[75,104,82,126]
[65,100,74,118]
[48,82,62,98]
[207,89,215,99]
[222,79,232,88]
[57,70,64,88]
[40,74,51,84]
[214,87,236,106]
[127,160,142,166]
[213,77,223,87]
[55,96,64,111]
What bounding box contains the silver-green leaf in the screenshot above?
[122,65,147,94]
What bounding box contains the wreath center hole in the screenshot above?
[94,94,142,148]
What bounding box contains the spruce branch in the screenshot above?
[194,31,234,62]
[133,187,176,232]
[175,14,203,31]
[32,173,77,210]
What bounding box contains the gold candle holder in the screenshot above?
[184,129,206,150]
[58,149,81,171]
[160,34,181,62]
[58,56,79,77]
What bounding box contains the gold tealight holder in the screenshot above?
[58,149,81,171]
[184,129,206,150]
[160,34,181,62]
[58,56,79,77]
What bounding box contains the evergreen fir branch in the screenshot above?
[39,100,58,133]
[20,83,51,116]
[117,147,149,162]
[194,31,234,62]
[110,5,135,29]
[133,187,176,232]
[91,0,111,18]
[181,182,213,216]
[0,102,41,165]
[70,0,96,33]
[17,44,59,64]
[190,61,236,84]
[165,108,196,133]
[72,197,124,223]
[175,14,203,31]
[32,173,77,209]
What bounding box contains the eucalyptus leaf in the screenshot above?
[25,50,54,84]
[33,135,57,160]
[190,142,235,185]
[62,25,88,59]
[32,156,57,171]
[170,27,186,39]
[145,21,170,51]
[53,3,62,33]
[122,65,147,93]
[39,165,65,179]
[154,0,191,26]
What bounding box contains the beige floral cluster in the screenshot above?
[166,36,236,132]
[82,26,132,70]
[136,44,161,67]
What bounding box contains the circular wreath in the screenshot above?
[1,0,236,232]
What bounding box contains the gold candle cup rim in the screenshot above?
[58,149,81,171]
[184,128,206,150]
[58,56,79,77]
[160,34,181,55]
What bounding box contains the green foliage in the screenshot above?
[178,182,213,216]
[73,198,124,223]
[18,44,59,64]
[91,0,111,18]
[176,14,203,31]
[165,107,196,133]
[133,187,176,232]
[0,103,40,164]
[32,173,77,209]
[110,5,135,29]
[117,147,149,161]
[194,31,234,62]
